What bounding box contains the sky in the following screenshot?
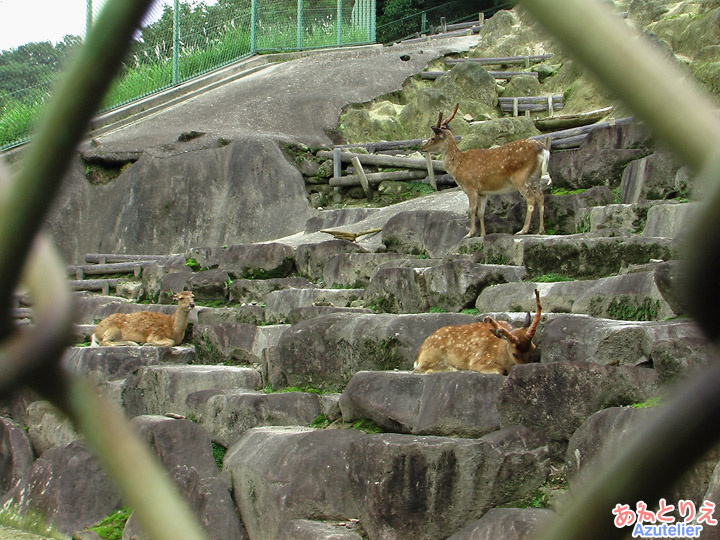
[0,0,187,53]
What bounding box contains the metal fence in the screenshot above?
[0,0,376,151]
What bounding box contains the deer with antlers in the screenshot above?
[414,289,542,375]
[91,291,196,347]
[422,104,551,237]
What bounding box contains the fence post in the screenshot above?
[297,0,303,50]
[370,0,376,42]
[172,0,180,85]
[337,0,343,46]
[251,0,257,53]
[421,12,427,34]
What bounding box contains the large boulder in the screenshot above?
[447,508,556,540]
[0,418,34,497]
[340,370,505,437]
[0,441,123,535]
[295,240,368,282]
[382,210,468,258]
[498,362,660,443]
[271,312,476,391]
[621,152,691,203]
[49,137,316,263]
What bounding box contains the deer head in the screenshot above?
[421,103,459,153]
[172,290,196,312]
[487,289,542,365]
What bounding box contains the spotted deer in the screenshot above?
[91,291,196,347]
[422,104,551,237]
[414,290,542,375]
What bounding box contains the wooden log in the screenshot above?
[335,135,461,152]
[533,106,614,131]
[529,116,634,142]
[498,95,564,104]
[351,156,372,200]
[550,134,589,150]
[317,150,447,172]
[500,102,565,113]
[400,27,480,43]
[446,54,553,66]
[330,170,427,187]
[423,71,539,80]
[67,261,150,279]
[84,253,165,264]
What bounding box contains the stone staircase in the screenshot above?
[2,125,718,540]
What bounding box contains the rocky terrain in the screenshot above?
[2,1,720,539]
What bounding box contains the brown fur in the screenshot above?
[414,290,542,375]
[92,291,195,347]
[422,109,550,237]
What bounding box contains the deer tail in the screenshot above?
[539,146,552,186]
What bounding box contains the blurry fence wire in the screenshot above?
[0,0,376,152]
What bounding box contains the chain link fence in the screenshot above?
[0,0,375,151]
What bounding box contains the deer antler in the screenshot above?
[485,317,520,347]
[526,289,542,340]
[435,111,444,129]
[441,103,459,129]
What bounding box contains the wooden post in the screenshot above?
[548,95,554,116]
[513,98,519,117]
[333,147,342,179]
[350,156,372,201]
[425,152,437,191]
[479,12,484,25]
[440,17,447,33]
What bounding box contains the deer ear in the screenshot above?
[523,312,531,328]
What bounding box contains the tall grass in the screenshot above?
[0,16,372,150]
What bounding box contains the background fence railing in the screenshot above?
[0,0,376,152]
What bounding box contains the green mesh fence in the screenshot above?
[0,0,376,151]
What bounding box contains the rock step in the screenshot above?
[576,201,697,237]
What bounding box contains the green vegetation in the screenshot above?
[263,385,325,395]
[429,306,448,313]
[461,307,480,315]
[0,505,68,540]
[631,396,663,409]
[351,418,384,434]
[551,187,586,196]
[185,257,202,271]
[310,413,332,428]
[606,296,661,321]
[212,442,227,471]
[87,507,132,540]
[530,273,575,282]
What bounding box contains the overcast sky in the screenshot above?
[0,0,191,53]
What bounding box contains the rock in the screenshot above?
[571,271,675,320]
[653,260,689,316]
[131,415,218,478]
[566,407,720,504]
[186,391,322,447]
[229,277,315,304]
[264,288,365,324]
[187,269,230,302]
[202,243,296,279]
[27,401,79,455]
[348,426,550,540]
[365,259,525,313]
[62,346,195,387]
[549,122,653,190]
[0,441,123,535]
[498,362,660,442]
[49,137,316,262]
[541,314,715,381]
[503,75,542,97]
[0,417,34,497]
[141,255,189,301]
[193,323,263,365]
[278,519,363,540]
[75,295,131,325]
[304,208,379,233]
[286,306,373,324]
[382,210,468,257]
[196,304,265,326]
[295,240,368,282]
[461,234,675,279]
[226,427,365,540]
[447,508,556,540]
[322,252,407,288]
[340,370,505,437]
[621,151,691,203]
[460,117,540,151]
[122,364,262,417]
[643,202,698,238]
[576,203,644,234]
[272,312,476,391]
[476,280,595,314]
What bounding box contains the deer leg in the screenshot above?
[536,190,545,234]
[517,193,535,235]
[465,191,478,237]
[146,336,176,347]
[477,195,488,237]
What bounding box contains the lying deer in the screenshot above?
[422,104,551,237]
[414,289,542,375]
[91,291,196,347]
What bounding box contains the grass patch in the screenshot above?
[550,187,587,196]
[87,507,132,540]
[212,442,227,471]
[0,505,68,539]
[185,257,202,271]
[530,273,575,282]
[631,396,663,409]
[263,385,325,395]
[310,413,331,429]
[461,307,480,315]
[351,418,384,434]
[428,306,448,313]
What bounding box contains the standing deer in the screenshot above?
[422,104,551,237]
[414,289,542,375]
[91,291,196,347]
